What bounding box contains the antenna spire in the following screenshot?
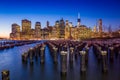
[78,13,80,19]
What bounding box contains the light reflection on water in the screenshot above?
[0,41,120,80]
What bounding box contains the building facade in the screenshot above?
[21,19,31,39]
[10,24,20,40]
[10,17,114,40]
[98,19,103,37]
[35,22,41,39]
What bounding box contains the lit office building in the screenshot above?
[10,23,20,40]
[35,22,41,39]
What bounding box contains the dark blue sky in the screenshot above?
[0,0,120,37]
[1,0,120,17]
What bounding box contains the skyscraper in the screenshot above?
[98,19,103,37]
[10,23,20,40]
[21,19,31,39]
[98,19,102,33]
[77,13,81,27]
[47,21,49,27]
[69,22,73,39]
[108,25,112,33]
[93,26,97,32]
[55,20,60,38]
[22,19,31,33]
[59,18,65,39]
[60,18,65,28]
[35,22,41,39]
[11,24,20,33]
[65,20,70,39]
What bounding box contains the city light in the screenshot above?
[9,17,120,40]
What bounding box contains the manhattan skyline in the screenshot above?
[0,0,120,38]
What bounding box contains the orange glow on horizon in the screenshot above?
[0,33,9,38]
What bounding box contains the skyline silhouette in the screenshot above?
[0,0,120,38]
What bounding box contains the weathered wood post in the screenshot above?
[80,51,86,73]
[101,51,108,73]
[22,52,28,63]
[109,47,114,62]
[1,70,10,80]
[60,51,67,75]
[69,47,74,62]
[29,48,34,65]
[40,47,45,64]
[53,47,58,63]
[85,46,89,63]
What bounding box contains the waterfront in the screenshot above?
[0,40,120,80]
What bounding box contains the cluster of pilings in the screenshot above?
[0,40,39,50]
[92,39,120,73]
[22,43,46,65]
[0,41,43,80]
[93,43,110,72]
[1,39,120,79]
[46,40,89,75]
[46,39,120,74]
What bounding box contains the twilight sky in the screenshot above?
[0,0,120,38]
